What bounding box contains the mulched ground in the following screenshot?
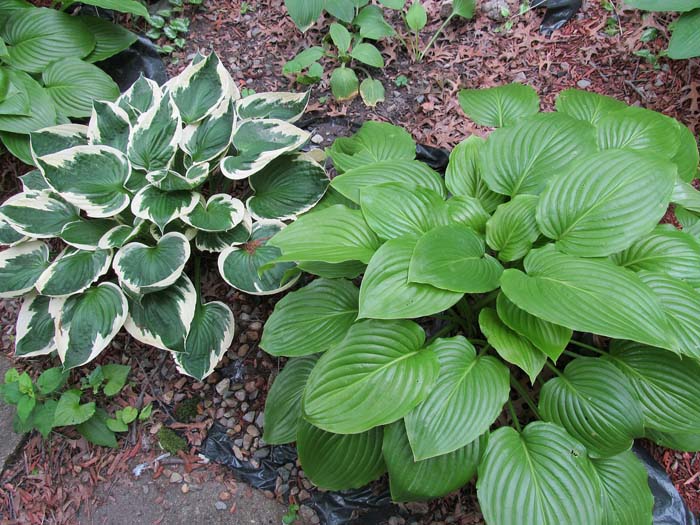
[1,0,700,523]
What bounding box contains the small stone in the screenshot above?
[215,501,227,511]
[233,446,244,460]
[181,484,190,494]
[244,381,257,393]
[255,411,264,428]
[311,134,324,144]
[243,434,253,449]
[249,321,262,332]
[577,79,592,89]
[299,490,311,501]
[254,447,270,459]
[242,411,255,423]
[219,491,231,501]
[311,516,320,524]
[234,438,244,447]
[246,425,260,437]
[169,472,183,483]
[482,0,509,20]
[512,71,527,83]
[215,378,230,396]
[234,390,246,402]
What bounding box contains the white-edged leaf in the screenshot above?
[36,248,112,297]
[15,294,56,357]
[180,98,235,163]
[195,216,252,253]
[458,83,539,127]
[0,240,49,298]
[88,100,131,153]
[0,218,25,246]
[117,75,162,123]
[127,93,182,171]
[60,218,120,251]
[130,185,199,231]
[145,165,208,192]
[30,123,88,161]
[0,190,78,238]
[182,194,244,232]
[235,91,310,123]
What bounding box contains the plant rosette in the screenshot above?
[258,85,700,523]
[0,52,330,381]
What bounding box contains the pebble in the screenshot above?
[255,412,264,428]
[234,390,247,402]
[311,134,324,144]
[577,79,592,89]
[170,472,183,483]
[219,491,231,501]
[233,446,244,460]
[299,490,311,501]
[512,71,527,83]
[253,447,270,459]
[246,425,260,437]
[243,434,253,449]
[181,484,189,494]
[215,378,230,395]
[242,411,256,423]
[249,321,262,332]
[482,0,509,20]
[214,501,227,511]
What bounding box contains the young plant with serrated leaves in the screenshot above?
[145,0,201,55]
[0,52,329,382]
[624,0,700,59]
[0,0,150,164]
[0,363,152,447]
[258,85,700,523]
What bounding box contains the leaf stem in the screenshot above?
[562,349,585,359]
[569,339,607,356]
[544,361,564,378]
[510,376,542,420]
[471,290,499,313]
[427,322,457,343]
[507,399,522,433]
[477,344,491,357]
[419,13,454,61]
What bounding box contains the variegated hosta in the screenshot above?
[0,53,330,381]
[259,87,700,523]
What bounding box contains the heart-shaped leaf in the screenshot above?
[458,84,539,127]
[182,194,245,232]
[596,106,681,159]
[555,88,626,125]
[36,248,112,297]
[53,390,95,426]
[180,98,235,163]
[60,218,120,251]
[131,185,199,231]
[88,100,131,153]
[79,15,138,63]
[486,195,540,262]
[446,196,490,234]
[30,123,88,160]
[195,216,252,253]
[0,191,78,238]
[15,294,57,357]
[0,69,57,134]
[127,93,182,171]
[0,240,49,298]
[117,75,162,123]
[668,8,700,59]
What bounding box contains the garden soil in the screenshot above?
[1,0,700,523]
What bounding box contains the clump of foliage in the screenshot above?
[282,0,475,105]
[0,363,150,447]
[0,52,328,381]
[157,426,187,454]
[259,84,700,523]
[625,0,700,59]
[145,0,203,56]
[0,0,148,164]
[174,396,200,422]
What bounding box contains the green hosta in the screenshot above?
[0,2,141,163]
[1,53,328,381]
[625,1,700,59]
[260,85,700,522]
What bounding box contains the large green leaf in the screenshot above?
[130,186,199,231]
[353,5,395,40]
[446,195,490,234]
[607,340,700,433]
[668,9,700,59]
[79,15,137,63]
[37,145,131,218]
[326,121,415,173]
[127,93,182,171]
[0,69,57,134]
[0,190,78,238]
[537,150,675,257]
[404,336,508,460]
[592,451,654,525]
[485,194,540,262]
[0,241,49,298]
[646,429,700,452]
[673,121,699,182]
[15,294,56,357]
[36,248,111,297]
[0,8,94,73]
[360,182,449,240]
[303,319,439,434]
[297,260,365,279]
[113,232,191,295]
[458,84,540,127]
[247,153,329,220]
[284,0,324,31]
[180,98,234,164]
[496,293,571,362]
[478,308,546,383]
[444,136,504,213]
[269,205,381,264]
[263,355,319,444]
[297,421,385,490]
[70,0,149,17]
[409,224,502,293]
[42,58,119,118]
[261,278,359,357]
[182,194,244,232]
[330,160,446,203]
[539,357,644,458]
[596,106,681,158]
[235,91,310,123]
[500,245,677,351]
[174,301,234,380]
[218,221,299,295]
[481,113,597,196]
[477,422,602,525]
[52,282,127,369]
[124,274,196,353]
[554,88,626,125]
[359,236,463,319]
[624,0,700,11]
[383,421,485,502]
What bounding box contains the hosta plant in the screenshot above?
[625,0,700,59]
[259,85,700,523]
[0,52,329,381]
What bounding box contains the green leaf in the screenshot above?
[496,293,571,362]
[325,0,356,20]
[19,170,50,192]
[537,150,675,257]
[182,194,245,232]
[359,236,463,319]
[0,69,57,134]
[195,219,252,253]
[555,88,626,125]
[359,77,385,107]
[101,364,130,396]
[671,180,700,212]
[327,121,415,173]
[117,75,161,123]
[458,83,539,127]
[297,260,365,279]
[146,164,208,192]
[481,113,597,196]
[478,308,546,383]
[500,245,677,352]
[539,357,644,458]
[219,221,299,295]
[452,0,476,17]
[33,399,58,438]
[16,394,35,422]
[124,274,196,353]
[404,336,508,459]
[106,417,128,432]
[119,406,138,424]
[0,241,49,298]
[409,224,502,293]
[329,23,352,53]
[247,153,329,221]
[351,42,384,68]
[383,421,484,502]
[139,404,153,421]
[270,205,381,264]
[282,47,324,74]
[331,160,445,203]
[485,194,540,262]
[0,131,33,165]
[378,0,405,8]
[87,100,131,153]
[127,93,182,171]
[263,355,319,444]
[174,301,235,380]
[646,429,700,452]
[446,196,490,234]
[297,420,385,490]
[592,451,654,525]
[130,186,199,231]
[261,278,359,357]
[444,136,504,213]
[36,248,112,297]
[38,145,131,218]
[54,390,96,426]
[76,408,118,447]
[0,190,78,238]
[284,0,324,31]
[60,218,121,252]
[608,340,700,433]
[36,367,66,395]
[668,9,700,59]
[52,282,128,369]
[353,5,395,39]
[360,182,449,240]
[330,67,359,101]
[114,232,191,295]
[596,106,681,159]
[624,0,700,11]
[15,294,57,357]
[477,422,602,525]
[672,122,699,182]
[74,0,149,17]
[29,123,87,161]
[0,8,94,73]
[79,15,138,63]
[235,91,310,123]
[303,319,439,434]
[0,218,24,246]
[406,1,427,31]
